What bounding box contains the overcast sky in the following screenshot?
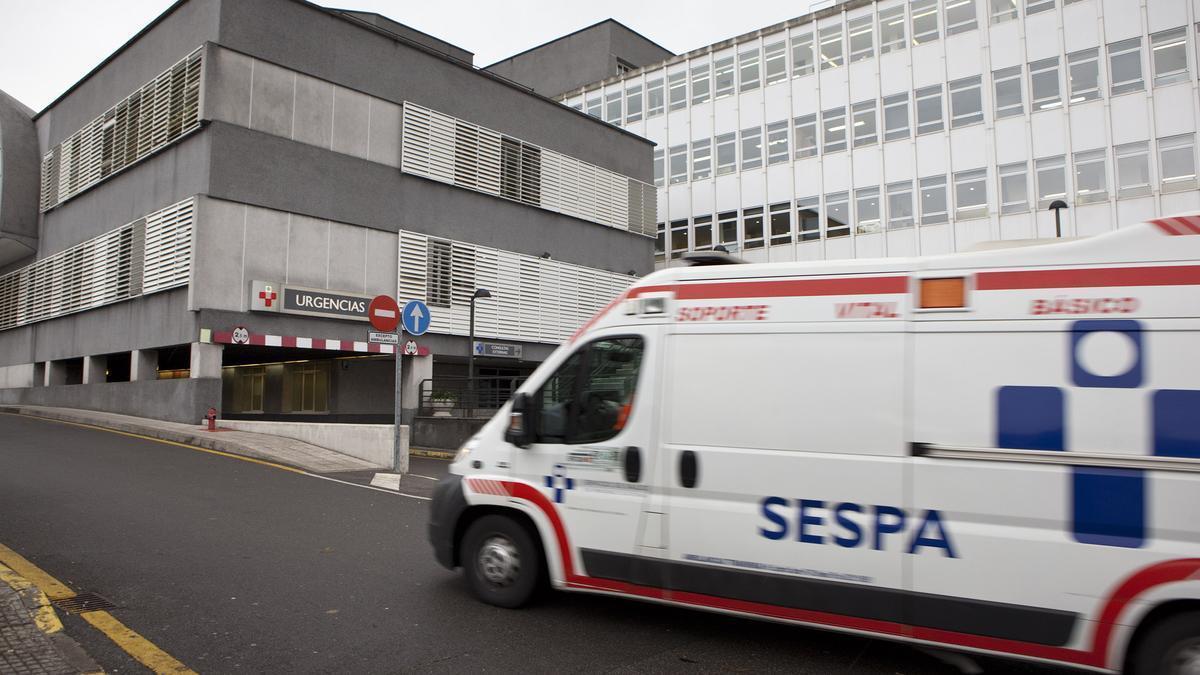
[0,0,809,112]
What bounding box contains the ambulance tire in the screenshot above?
[462,514,542,608]
[1128,610,1200,675]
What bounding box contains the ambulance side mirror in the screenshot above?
[505,393,534,448]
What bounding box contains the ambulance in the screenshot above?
[428,214,1200,674]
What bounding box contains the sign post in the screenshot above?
[369,294,406,473]
[393,299,431,474]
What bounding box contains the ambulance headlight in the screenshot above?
[455,437,480,463]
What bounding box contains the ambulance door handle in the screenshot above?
[623,446,642,483]
[679,450,699,488]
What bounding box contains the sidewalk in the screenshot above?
[0,563,99,675]
[0,405,384,474]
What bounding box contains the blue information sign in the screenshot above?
[401,299,431,336]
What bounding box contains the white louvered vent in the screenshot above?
[39,48,202,212]
[0,198,195,332]
[396,231,635,344]
[400,102,656,237]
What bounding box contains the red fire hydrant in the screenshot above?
[206,407,218,432]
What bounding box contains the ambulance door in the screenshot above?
[509,326,663,583]
[660,323,908,625]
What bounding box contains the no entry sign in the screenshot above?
[368,295,400,333]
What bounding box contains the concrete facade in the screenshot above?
[0,90,39,270]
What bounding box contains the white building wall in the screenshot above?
[564,0,1200,267]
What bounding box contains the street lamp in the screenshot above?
[1049,199,1068,238]
[468,288,493,408]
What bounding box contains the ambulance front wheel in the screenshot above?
[1128,610,1200,675]
[462,514,541,608]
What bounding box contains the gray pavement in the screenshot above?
[0,412,1070,674]
[0,566,98,675]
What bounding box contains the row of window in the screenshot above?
[653,134,1198,258]
[576,17,1189,127]
[651,32,1188,187]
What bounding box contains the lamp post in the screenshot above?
[468,288,492,409]
[1049,199,1068,238]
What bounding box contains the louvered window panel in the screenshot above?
[400,102,656,236]
[38,47,203,212]
[396,231,635,345]
[0,198,194,331]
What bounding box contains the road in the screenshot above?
[0,412,1070,674]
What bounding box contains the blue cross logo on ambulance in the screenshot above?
[757,498,957,557]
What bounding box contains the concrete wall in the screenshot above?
[0,377,220,424]
[411,416,487,450]
[486,21,675,99]
[335,11,473,65]
[214,0,653,182]
[215,419,401,467]
[0,89,40,266]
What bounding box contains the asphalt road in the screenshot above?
[0,412,1072,674]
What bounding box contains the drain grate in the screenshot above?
[52,592,116,614]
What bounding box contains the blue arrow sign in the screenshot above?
[402,299,431,336]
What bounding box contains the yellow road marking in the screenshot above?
[2,412,306,474]
[0,561,63,633]
[0,541,196,674]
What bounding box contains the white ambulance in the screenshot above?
[428,214,1200,674]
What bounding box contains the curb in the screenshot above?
[0,561,103,674]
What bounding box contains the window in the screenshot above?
[625,84,643,123]
[1159,134,1197,191]
[570,101,583,111]
[716,133,737,175]
[823,107,848,153]
[692,138,712,180]
[1109,38,1144,95]
[741,126,763,170]
[820,25,844,70]
[1115,141,1151,198]
[852,100,878,147]
[230,366,265,413]
[714,56,735,98]
[911,0,940,45]
[915,85,944,135]
[691,63,711,104]
[655,222,665,261]
[767,121,790,164]
[945,0,978,36]
[718,211,739,247]
[739,47,762,91]
[769,202,792,244]
[879,5,907,54]
[794,113,819,157]
[669,71,688,111]
[949,76,983,127]
[1030,57,1061,110]
[920,175,948,224]
[743,207,765,249]
[428,239,453,306]
[797,198,821,241]
[856,187,882,233]
[284,361,329,413]
[993,65,1024,118]
[605,91,622,124]
[653,148,665,187]
[1067,48,1100,103]
[990,0,1018,24]
[999,162,1030,213]
[669,144,688,184]
[586,95,601,118]
[792,32,815,77]
[671,219,689,258]
[1074,149,1108,204]
[954,168,988,219]
[693,215,713,250]
[536,337,644,445]
[883,92,910,141]
[825,192,850,237]
[1035,155,1067,207]
[849,16,874,63]
[886,181,915,229]
[1151,27,1188,86]
[647,78,665,116]
[1026,0,1054,15]
[617,60,634,76]
[765,41,788,84]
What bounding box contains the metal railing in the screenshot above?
[418,376,526,418]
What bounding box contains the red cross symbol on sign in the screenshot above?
[259,285,277,307]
